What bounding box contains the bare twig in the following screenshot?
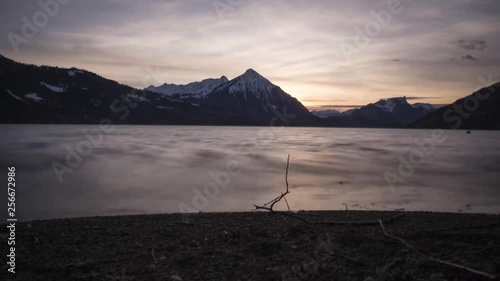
[254,155,404,226]
[285,154,289,192]
[284,196,291,212]
[254,155,291,213]
[377,219,498,280]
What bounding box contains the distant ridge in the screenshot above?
[1,54,498,129]
[0,56,312,126]
[318,97,436,128]
[145,76,229,98]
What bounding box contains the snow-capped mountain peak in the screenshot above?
[145,76,229,98]
[243,68,261,76]
[374,97,408,112]
[203,68,311,116]
[229,69,275,98]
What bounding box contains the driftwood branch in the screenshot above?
[254,155,405,226]
[377,219,498,280]
[254,154,291,212]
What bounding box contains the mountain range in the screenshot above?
[1,54,498,129]
[312,98,436,128]
[409,82,500,130]
[145,76,229,98]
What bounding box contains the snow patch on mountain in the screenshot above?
[25,93,43,102]
[146,76,229,98]
[374,97,408,112]
[68,69,84,76]
[228,69,275,101]
[6,90,23,101]
[156,106,175,110]
[127,93,150,102]
[91,99,101,106]
[412,103,435,111]
[372,97,435,113]
[41,82,66,93]
[312,108,358,118]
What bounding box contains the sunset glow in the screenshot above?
[2,0,499,111]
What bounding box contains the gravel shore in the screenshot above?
[2,211,500,281]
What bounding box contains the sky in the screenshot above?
[1,0,499,111]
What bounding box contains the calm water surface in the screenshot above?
[1,125,499,221]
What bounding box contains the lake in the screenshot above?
[1,125,500,221]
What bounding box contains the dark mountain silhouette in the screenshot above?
[321,97,435,128]
[0,55,313,126]
[409,82,500,130]
[4,54,497,129]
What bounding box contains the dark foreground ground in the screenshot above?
[1,211,500,281]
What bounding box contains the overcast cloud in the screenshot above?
[1,0,499,110]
